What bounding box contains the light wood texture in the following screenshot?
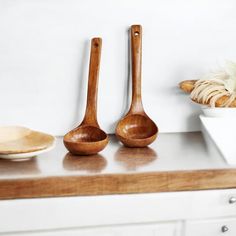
[179,80,236,107]
[0,132,235,200]
[0,126,55,154]
[64,38,108,155]
[116,25,158,147]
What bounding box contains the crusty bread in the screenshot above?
[179,80,236,107]
[179,80,196,93]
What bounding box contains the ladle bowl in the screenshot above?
[116,114,157,147]
[64,126,108,155]
[63,38,108,155]
[115,25,158,147]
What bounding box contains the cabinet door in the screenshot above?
[116,222,181,236]
[4,222,181,236]
[185,218,236,236]
[4,230,114,236]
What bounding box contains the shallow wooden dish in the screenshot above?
[0,126,55,154]
[0,144,56,160]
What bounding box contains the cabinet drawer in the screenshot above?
[189,190,236,219]
[185,218,236,236]
[1,190,236,233]
[2,222,181,236]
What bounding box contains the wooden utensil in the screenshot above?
[0,126,55,155]
[115,25,158,147]
[64,38,108,155]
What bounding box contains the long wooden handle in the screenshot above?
[82,38,102,126]
[129,25,144,113]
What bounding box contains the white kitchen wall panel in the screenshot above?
[0,0,236,135]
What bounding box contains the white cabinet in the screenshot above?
[5,223,181,236]
[1,189,236,236]
[116,223,181,236]
[185,218,236,236]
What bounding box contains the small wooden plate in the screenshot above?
[0,143,55,160]
[0,126,55,155]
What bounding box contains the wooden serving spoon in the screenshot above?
[115,25,158,147]
[64,38,108,155]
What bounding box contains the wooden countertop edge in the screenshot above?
[1,169,236,200]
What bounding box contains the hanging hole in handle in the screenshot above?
[94,42,99,47]
[134,31,139,36]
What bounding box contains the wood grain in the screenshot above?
[1,169,236,200]
[0,126,55,154]
[63,38,108,155]
[115,25,158,147]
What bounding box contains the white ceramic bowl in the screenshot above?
[201,107,236,117]
[200,114,236,165]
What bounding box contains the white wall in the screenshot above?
[0,0,235,135]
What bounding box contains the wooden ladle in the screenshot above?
[64,38,108,155]
[115,25,158,147]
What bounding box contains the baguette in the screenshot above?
[179,80,236,107]
[179,80,196,93]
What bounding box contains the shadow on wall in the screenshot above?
[72,33,131,134]
[107,27,132,133]
[169,65,202,132]
[72,39,91,127]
